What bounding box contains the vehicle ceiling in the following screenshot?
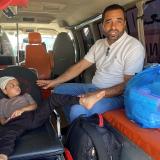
[0,0,137,33]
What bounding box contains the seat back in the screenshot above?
[52,32,75,78]
[25,32,53,79]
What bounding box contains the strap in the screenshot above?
[64,148,73,160]
[82,119,110,160]
[98,114,104,127]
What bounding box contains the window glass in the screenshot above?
[81,27,94,54]
[97,23,105,39]
[0,24,57,64]
[20,34,56,52]
[144,0,160,63]
[0,26,16,65]
[126,7,138,38]
[0,28,15,57]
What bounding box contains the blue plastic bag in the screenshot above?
[124,65,160,128]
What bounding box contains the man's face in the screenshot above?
[102,9,126,44]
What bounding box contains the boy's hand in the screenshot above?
[10,108,24,119]
[0,117,11,125]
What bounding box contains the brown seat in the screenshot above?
[25,32,53,79]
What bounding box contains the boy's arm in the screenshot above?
[20,103,37,112]
[10,103,37,119]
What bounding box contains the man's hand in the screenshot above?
[36,80,56,89]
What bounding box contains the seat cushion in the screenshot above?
[103,109,160,160]
[9,121,64,160]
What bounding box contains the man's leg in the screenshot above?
[54,83,97,96]
[69,104,89,122]
[89,95,124,114]
[69,96,124,122]
[53,83,98,121]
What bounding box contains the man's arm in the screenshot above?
[102,75,132,97]
[37,59,93,89]
[85,75,133,98]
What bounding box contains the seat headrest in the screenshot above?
[28,32,42,44]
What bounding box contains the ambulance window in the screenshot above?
[97,23,105,39]
[81,26,94,54]
[144,0,160,63]
[126,7,138,39]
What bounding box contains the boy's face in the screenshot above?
[3,79,21,98]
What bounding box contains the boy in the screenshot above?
[0,76,37,125]
[0,76,105,160]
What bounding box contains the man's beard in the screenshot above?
[106,29,124,43]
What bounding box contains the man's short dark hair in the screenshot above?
[102,4,126,22]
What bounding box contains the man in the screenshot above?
[37,4,145,122]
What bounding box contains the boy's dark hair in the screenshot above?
[102,4,126,22]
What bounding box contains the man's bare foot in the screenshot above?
[80,91,106,109]
[0,154,8,160]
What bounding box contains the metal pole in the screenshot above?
[16,23,19,65]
